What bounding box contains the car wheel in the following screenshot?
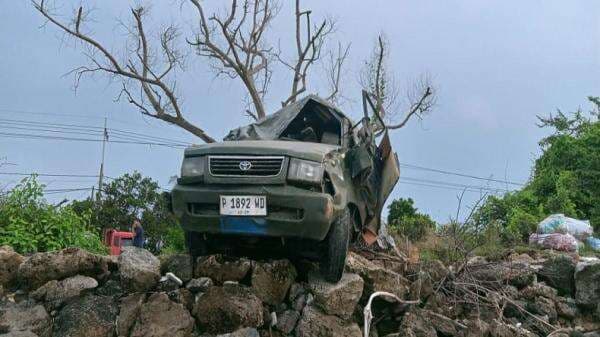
[320,208,351,282]
[185,231,207,269]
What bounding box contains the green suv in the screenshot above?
[170,95,399,282]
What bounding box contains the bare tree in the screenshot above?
[188,0,278,121]
[324,42,351,106]
[278,0,336,106]
[360,35,436,130]
[33,1,216,143]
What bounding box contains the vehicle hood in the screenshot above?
[185,140,340,162]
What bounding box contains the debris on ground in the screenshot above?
[0,246,599,337]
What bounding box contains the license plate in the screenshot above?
[220,195,267,216]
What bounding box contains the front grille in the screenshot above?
[209,156,284,177]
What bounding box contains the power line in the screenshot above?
[400,163,525,187]
[0,172,100,178]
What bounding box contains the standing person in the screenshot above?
[132,219,145,248]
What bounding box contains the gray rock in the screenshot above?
[53,294,118,337]
[167,288,194,311]
[1,331,40,337]
[0,246,24,288]
[275,310,300,334]
[308,272,363,320]
[575,259,600,307]
[519,282,557,301]
[488,319,537,337]
[18,247,108,290]
[193,284,263,334]
[556,297,579,319]
[0,302,51,337]
[251,259,297,305]
[345,252,410,300]
[537,254,576,296]
[116,293,145,337]
[295,305,361,337]
[195,254,251,285]
[186,277,213,293]
[118,247,160,292]
[31,275,98,309]
[130,292,194,337]
[583,332,600,337]
[215,328,260,337]
[160,254,193,283]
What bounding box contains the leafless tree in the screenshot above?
[33,1,216,143]
[324,42,351,106]
[278,0,336,106]
[360,35,436,130]
[188,0,278,121]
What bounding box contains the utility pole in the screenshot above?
[96,117,108,203]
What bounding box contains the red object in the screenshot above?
[103,229,135,255]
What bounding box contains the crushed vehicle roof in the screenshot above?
[224,95,353,141]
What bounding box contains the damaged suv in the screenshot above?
[170,95,399,281]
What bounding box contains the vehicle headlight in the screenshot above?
[288,158,324,184]
[181,156,206,177]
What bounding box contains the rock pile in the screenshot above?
[0,244,599,337]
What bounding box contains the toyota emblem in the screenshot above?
[239,160,252,171]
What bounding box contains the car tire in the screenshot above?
[320,208,351,282]
[185,231,207,269]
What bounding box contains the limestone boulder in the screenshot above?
[575,259,600,307]
[308,272,363,320]
[194,254,251,285]
[118,247,161,292]
[346,252,410,300]
[537,254,576,296]
[18,248,108,290]
[0,246,24,288]
[116,293,146,337]
[0,302,51,337]
[160,254,193,283]
[251,259,297,305]
[295,305,361,337]
[130,292,194,337]
[193,284,263,334]
[53,294,118,337]
[31,275,98,310]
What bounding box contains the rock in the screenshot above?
[18,247,108,290]
[308,272,363,320]
[116,293,145,337]
[251,259,297,305]
[584,332,600,337]
[574,259,600,307]
[193,284,263,334]
[519,282,557,301]
[167,288,194,311]
[95,278,124,298]
[528,296,557,322]
[31,275,98,309]
[275,310,300,334]
[396,309,436,337]
[118,247,160,292]
[537,254,576,296]
[556,297,579,319]
[1,331,40,337]
[424,310,465,336]
[160,254,193,283]
[186,277,213,293]
[0,246,24,288]
[295,305,361,337]
[0,302,51,337]
[130,292,194,337]
[470,261,536,289]
[488,320,537,337]
[53,294,118,337]
[156,278,181,292]
[195,254,251,285]
[346,252,410,300]
[216,328,260,337]
[289,283,308,311]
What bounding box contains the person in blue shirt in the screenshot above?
[132,219,145,248]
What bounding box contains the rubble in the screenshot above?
[0,246,24,288]
[0,247,599,337]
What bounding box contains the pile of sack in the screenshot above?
[529,214,600,252]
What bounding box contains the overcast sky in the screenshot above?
[1,1,599,222]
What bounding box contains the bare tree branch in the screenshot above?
[324,42,350,105]
[188,0,278,120]
[279,0,335,106]
[387,77,436,130]
[32,0,216,142]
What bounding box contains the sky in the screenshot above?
[1,1,599,222]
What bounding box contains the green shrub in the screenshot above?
[0,176,105,254]
[387,198,436,242]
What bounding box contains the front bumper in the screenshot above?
[171,184,335,241]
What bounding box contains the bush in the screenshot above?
[387,198,436,242]
[0,176,105,254]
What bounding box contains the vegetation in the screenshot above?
[0,176,105,254]
[71,172,185,254]
[473,97,600,243]
[387,197,436,242]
